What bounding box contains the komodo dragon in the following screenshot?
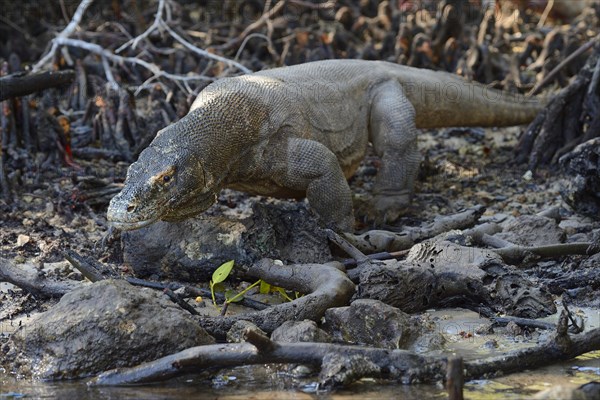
[107,59,543,231]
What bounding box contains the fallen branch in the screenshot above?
[90,330,439,386]
[0,70,76,101]
[488,239,595,264]
[197,259,355,338]
[465,314,600,378]
[63,249,105,282]
[344,205,485,253]
[0,258,84,298]
[493,316,556,330]
[90,315,600,387]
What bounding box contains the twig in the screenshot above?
[234,33,277,62]
[116,0,167,53]
[537,0,554,28]
[588,53,600,96]
[289,0,336,9]
[163,288,199,315]
[326,229,369,264]
[63,249,105,282]
[33,0,95,71]
[48,37,214,85]
[528,36,600,96]
[159,21,251,74]
[216,0,287,51]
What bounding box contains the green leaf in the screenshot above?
[275,287,293,302]
[212,260,235,284]
[259,280,271,294]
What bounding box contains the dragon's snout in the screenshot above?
[106,194,157,231]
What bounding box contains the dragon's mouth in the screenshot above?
[108,217,159,231]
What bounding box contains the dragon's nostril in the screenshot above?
[127,204,136,213]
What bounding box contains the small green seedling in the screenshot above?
[210,260,235,307]
[209,260,301,310]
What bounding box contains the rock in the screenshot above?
[496,215,565,246]
[0,280,214,379]
[226,320,266,343]
[319,353,381,390]
[355,242,556,318]
[122,202,331,281]
[409,332,446,353]
[271,320,331,343]
[533,382,600,400]
[559,138,600,220]
[321,299,419,349]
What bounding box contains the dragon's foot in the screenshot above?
[356,192,415,227]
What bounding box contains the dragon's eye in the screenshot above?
[151,166,176,186]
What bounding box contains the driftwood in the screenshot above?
[90,312,600,387]
[0,258,84,298]
[197,259,355,339]
[0,70,76,101]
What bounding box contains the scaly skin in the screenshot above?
[107,60,544,231]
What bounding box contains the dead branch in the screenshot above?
[159,21,251,74]
[493,316,556,330]
[528,35,600,96]
[344,205,485,253]
[90,335,438,386]
[197,259,355,339]
[45,38,215,89]
[115,0,167,53]
[216,0,287,52]
[63,249,105,282]
[465,316,600,379]
[0,70,75,101]
[489,240,595,264]
[32,0,95,71]
[0,258,85,298]
[89,315,600,387]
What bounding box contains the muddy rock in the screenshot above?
[226,320,266,343]
[122,202,331,281]
[0,280,214,379]
[271,320,332,343]
[321,299,420,349]
[495,215,565,246]
[355,242,557,318]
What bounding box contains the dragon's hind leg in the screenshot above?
[368,80,421,223]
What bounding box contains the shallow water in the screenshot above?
[2,308,599,399]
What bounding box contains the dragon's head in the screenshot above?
[107,124,217,231]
